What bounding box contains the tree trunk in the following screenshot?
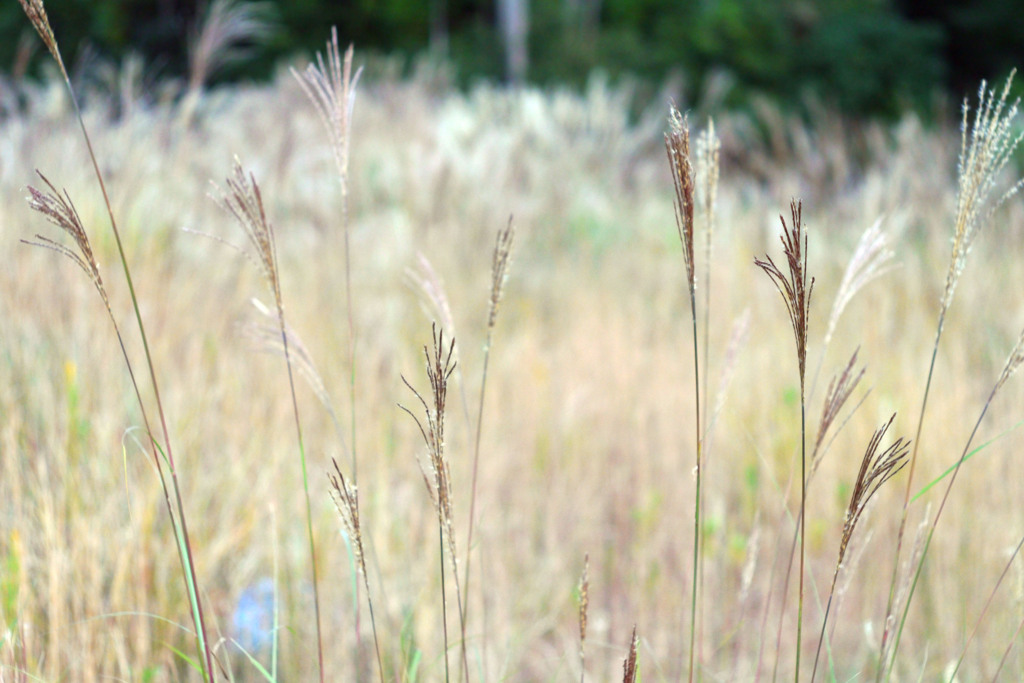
[431,0,449,57]
[498,0,529,84]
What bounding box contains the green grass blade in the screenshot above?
[911,418,1024,503]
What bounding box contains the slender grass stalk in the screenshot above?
[879,71,1024,678]
[763,222,882,680]
[948,533,1024,679]
[810,218,895,397]
[694,121,719,666]
[292,33,364,677]
[461,218,515,680]
[810,416,909,682]
[292,28,362,486]
[18,2,214,677]
[768,350,866,679]
[24,176,209,679]
[884,326,1024,680]
[439,523,450,682]
[665,106,702,681]
[214,161,324,682]
[696,120,720,445]
[993,610,1024,678]
[756,200,814,682]
[400,325,466,683]
[329,459,385,682]
[271,504,280,680]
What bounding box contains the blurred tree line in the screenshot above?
[1,0,1021,118]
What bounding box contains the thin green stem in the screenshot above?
[949,533,1024,680]
[992,611,1024,679]
[342,167,357,488]
[877,311,945,680]
[886,384,993,681]
[65,84,214,680]
[795,395,805,683]
[279,320,325,683]
[698,226,712,669]
[363,571,386,683]
[462,331,493,682]
[440,523,451,683]
[811,563,842,681]
[687,287,702,683]
[450,544,469,683]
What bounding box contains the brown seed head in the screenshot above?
[812,348,866,472]
[755,199,814,390]
[621,626,639,683]
[214,159,281,309]
[488,216,516,333]
[18,0,67,81]
[24,171,108,309]
[840,414,909,567]
[400,324,458,552]
[328,458,366,577]
[665,106,696,294]
[578,553,590,647]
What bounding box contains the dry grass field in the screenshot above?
[2,13,1024,683]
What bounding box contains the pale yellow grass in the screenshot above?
[1,69,1023,681]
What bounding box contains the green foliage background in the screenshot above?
[1,0,1022,118]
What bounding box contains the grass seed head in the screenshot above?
[488,216,516,333]
[244,300,336,424]
[994,325,1024,394]
[24,172,108,310]
[18,0,66,81]
[812,348,866,472]
[840,414,910,568]
[188,0,274,93]
[621,626,639,683]
[214,158,281,309]
[292,27,362,187]
[328,458,366,577]
[755,199,814,390]
[826,217,896,349]
[666,106,696,294]
[696,118,721,241]
[943,70,1024,312]
[400,324,458,552]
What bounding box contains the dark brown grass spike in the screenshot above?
[811,349,865,474]
[399,323,465,683]
[327,457,385,682]
[841,416,910,567]
[214,159,280,306]
[23,173,105,296]
[17,0,64,78]
[755,198,814,682]
[755,200,814,386]
[812,415,909,682]
[665,107,696,291]
[622,626,639,683]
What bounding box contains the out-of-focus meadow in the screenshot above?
[2,47,1024,682]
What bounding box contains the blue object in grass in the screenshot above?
[232,577,276,654]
